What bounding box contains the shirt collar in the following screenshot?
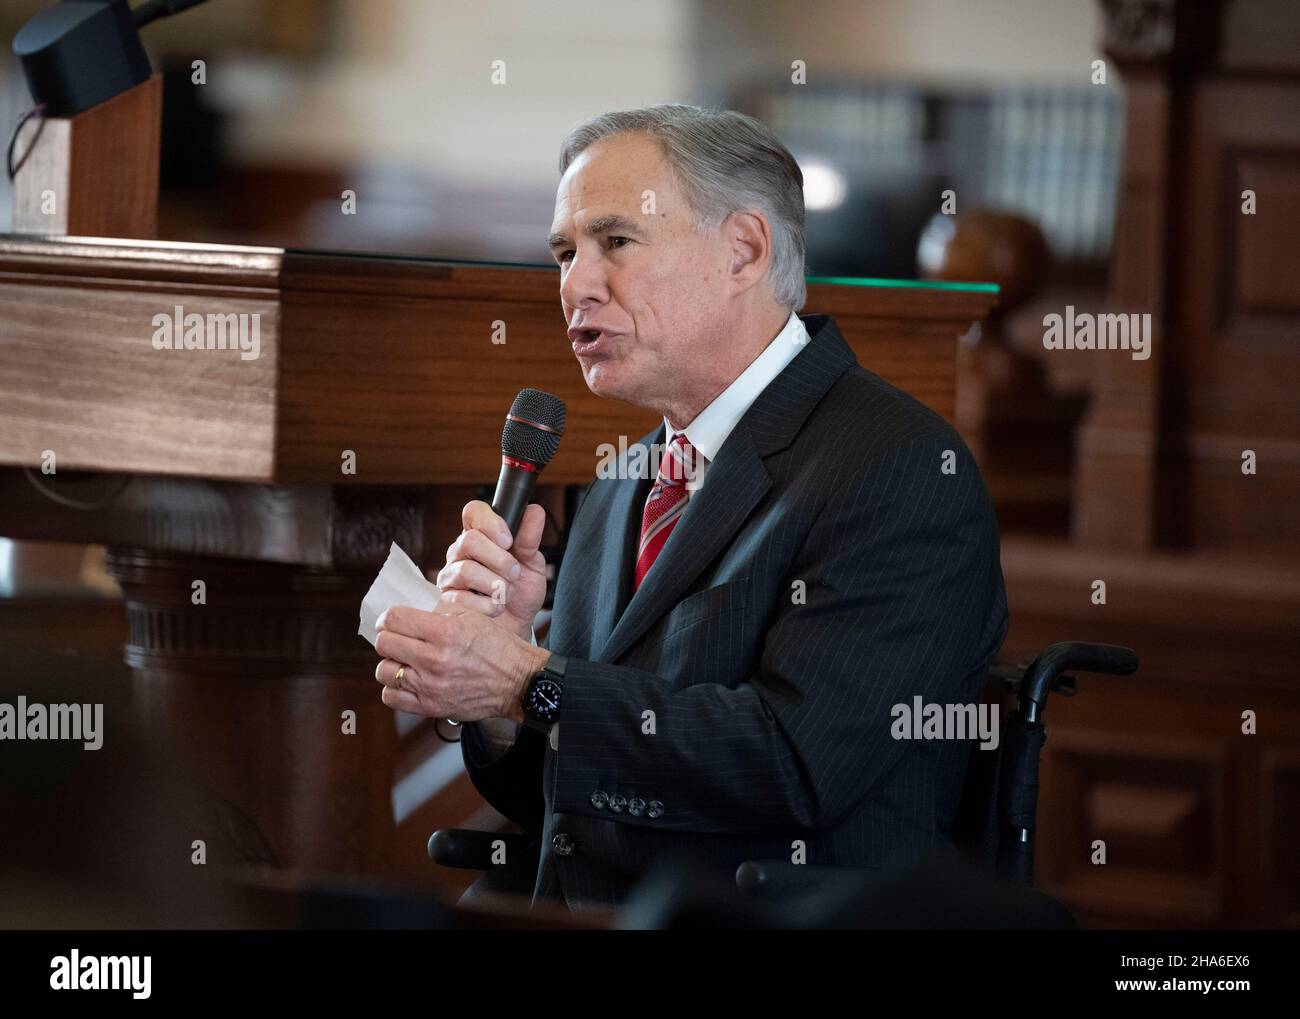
[664,310,809,461]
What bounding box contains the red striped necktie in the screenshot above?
[634,433,704,591]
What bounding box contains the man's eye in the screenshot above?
[557,238,628,264]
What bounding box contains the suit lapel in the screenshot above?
[592,314,858,664]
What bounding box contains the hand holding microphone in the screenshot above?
[374,389,566,722]
[438,500,548,641]
[436,389,566,640]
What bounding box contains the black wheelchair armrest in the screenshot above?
[735,860,876,898]
[427,828,533,870]
[1018,641,1137,716]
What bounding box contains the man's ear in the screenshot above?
[725,210,773,285]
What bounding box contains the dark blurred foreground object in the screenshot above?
[620,848,1077,930]
[12,0,211,116]
[0,658,564,930]
[229,867,606,930]
[0,664,267,928]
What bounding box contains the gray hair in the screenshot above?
[558,104,807,312]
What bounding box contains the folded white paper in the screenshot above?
[357,542,442,648]
[358,541,528,751]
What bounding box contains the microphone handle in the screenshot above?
[491,464,538,536]
[133,0,211,28]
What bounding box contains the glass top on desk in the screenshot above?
[284,247,1000,294]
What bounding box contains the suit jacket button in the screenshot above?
[608,794,627,814]
[552,833,575,857]
[647,799,664,819]
[590,790,609,810]
[628,797,646,817]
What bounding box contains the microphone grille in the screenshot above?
[501,389,567,467]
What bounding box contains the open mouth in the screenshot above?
[573,329,617,354]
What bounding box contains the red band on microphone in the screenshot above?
[502,455,539,473]
[506,413,561,435]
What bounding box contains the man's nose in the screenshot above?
[559,249,608,309]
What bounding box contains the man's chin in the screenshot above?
[581,362,631,402]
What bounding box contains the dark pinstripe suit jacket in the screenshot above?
[461,313,1008,913]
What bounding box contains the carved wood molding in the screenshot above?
[0,472,477,569]
[105,547,376,670]
[328,485,432,567]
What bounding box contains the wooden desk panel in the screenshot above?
[0,236,994,485]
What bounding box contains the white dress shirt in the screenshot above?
[475,311,810,758]
[663,309,809,483]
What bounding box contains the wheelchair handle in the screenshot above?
[1018,642,1137,721]
[427,828,532,869]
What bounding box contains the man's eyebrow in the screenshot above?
[547,214,645,250]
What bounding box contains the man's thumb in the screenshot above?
[511,503,546,560]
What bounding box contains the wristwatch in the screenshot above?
[521,652,567,734]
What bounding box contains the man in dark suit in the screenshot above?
[372,105,1006,913]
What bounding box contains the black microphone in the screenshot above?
[492,389,566,535]
[13,0,216,117]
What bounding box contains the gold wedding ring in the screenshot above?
[394,665,406,690]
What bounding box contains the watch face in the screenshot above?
[525,676,563,723]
